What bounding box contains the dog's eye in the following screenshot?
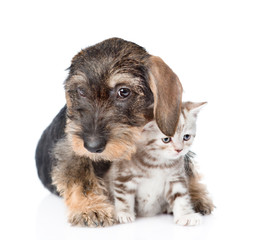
[117,88,131,99]
[162,137,171,144]
[183,134,191,141]
[77,87,86,97]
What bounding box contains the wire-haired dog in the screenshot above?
[36,38,213,227]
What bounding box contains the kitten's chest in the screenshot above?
[136,169,170,216]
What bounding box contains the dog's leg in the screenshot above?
[184,153,215,215]
[52,155,115,227]
[189,175,215,215]
[65,180,115,227]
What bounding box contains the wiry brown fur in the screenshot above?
[185,153,215,215]
[51,139,115,226]
[65,120,141,161]
[187,165,215,215]
[36,38,184,227]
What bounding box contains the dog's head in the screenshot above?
[64,38,182,161]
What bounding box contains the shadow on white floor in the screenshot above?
[36,194,216,240]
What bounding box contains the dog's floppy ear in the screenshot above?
[148,56,183,137]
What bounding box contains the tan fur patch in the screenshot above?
[64,184,115,227]
[65,72,87,87]
[66,123,142,161]
[65,92,72,109]
[108,73,139,88]
[51,147,115,227]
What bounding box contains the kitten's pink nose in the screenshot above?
[176,149,183,153]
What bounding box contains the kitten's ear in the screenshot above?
[148,56,183,137]
[184,102,207,117]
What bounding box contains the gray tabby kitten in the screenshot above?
[105,101,207,226]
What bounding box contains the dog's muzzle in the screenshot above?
[83,136,106,153]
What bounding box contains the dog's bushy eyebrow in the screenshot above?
[108,73,142,88]
[64,72,88,90]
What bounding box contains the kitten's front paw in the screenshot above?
[174,213,202,226]
[116,211,135,224]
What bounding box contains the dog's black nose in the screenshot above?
[84,136,106,153]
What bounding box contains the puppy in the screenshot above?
[36,38,212,227]
[35,38,182,226]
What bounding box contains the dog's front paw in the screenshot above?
[115,211,135,224]
[174,213,202,226]
[68,204,115,227]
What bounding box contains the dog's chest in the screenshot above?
[135,169,170,217]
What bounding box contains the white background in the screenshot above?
[1,0,265,239]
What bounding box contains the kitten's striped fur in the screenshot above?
[105,102,209,225]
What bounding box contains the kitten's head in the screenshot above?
[141,101,207,160]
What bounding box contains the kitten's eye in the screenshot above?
[183,134,191,141]
[162,137,171,143]
[117,88,131,99]
[77,87,86,97]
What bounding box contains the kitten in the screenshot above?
[105,101,207,226]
